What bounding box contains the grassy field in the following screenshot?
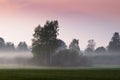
[0,68,120,80]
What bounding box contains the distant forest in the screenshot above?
[0,38,29,52]
[0,20,120,66]
[31,20,120,66]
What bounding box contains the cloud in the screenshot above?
[22,0,120,18]
[0,0,120,20]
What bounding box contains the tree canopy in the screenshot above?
[17,42,28,51]
[108,32,120,53]
[32,20,63,65]
[85,39,96,53]
[95,46,106,53]
[69,39,81,54]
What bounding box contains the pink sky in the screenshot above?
[0,0,120,49]
[1,0,120,18]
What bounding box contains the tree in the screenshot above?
[52,49,80,66]
[85,39,96,53]
[55,39,67,53]
[5,42,15,51]
[17,42,28,51]
[32,20,62,65]
[108,32,120,53]
[52,48,91,66]
[95,46,106,53]
[0,37,5,50]
[69,39,81,54]
[52,39,85,66]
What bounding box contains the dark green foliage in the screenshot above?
[0,69,120,80]
[108,32,120,53]
[32,20,59,45]
[95,47,106,53]
[32,20,62,65]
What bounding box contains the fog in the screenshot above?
[83,52,120,68]
[0,52,34,68]
[0,51,120,68]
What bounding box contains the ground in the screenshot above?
[0,68,120,80]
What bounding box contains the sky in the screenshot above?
[0,0,120,50]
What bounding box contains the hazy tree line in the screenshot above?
[85,32,120,54]
[0,38,29,52]
[0,20,119,66]
[32,20,120,66]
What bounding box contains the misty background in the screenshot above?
[0,0,120,68]
[0,0,120,50]
[0,21,119,68]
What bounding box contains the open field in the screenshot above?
[0,52,120,80]
[0,68,120,80]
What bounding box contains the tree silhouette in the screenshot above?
[108,32,120,53]
[0,37,5,50]
[69,39,81,54]
[17,42,28,51]
[6,42,15,51]
[32,20,62,65]
[55,39,67,53]
[95,46,106,53]
[52,49,80,66]
[85,39,96,53]
[52,39,83,66]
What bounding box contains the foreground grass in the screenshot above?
[0,69,120,80]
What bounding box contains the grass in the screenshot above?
[0,68,120,80]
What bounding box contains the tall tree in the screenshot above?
[32,20,61,65]
[108,32,120,53]
[69,39,81,54]
[0,37,5,50]
[85,39,96,53]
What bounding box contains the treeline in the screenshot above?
[0,38,29,52]
[84,32,120,54]
[32,20,120,66]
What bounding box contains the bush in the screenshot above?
[52,49,91,67]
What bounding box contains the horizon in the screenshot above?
[0,0,120,50]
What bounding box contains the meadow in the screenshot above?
[0,68,120,80]
[0,52,120,80]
